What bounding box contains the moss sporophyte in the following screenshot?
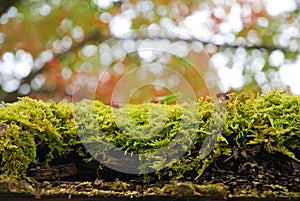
[0,90,299,183]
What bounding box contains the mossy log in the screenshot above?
[0,90,299,199]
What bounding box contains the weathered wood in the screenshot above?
[28,163,78,180]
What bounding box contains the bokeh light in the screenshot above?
[0,0,300,102]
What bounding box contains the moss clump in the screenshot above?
[224,90,300,162]
[0,124,36,178]
[0,97,78,179]
[112,178,129,192]
[75,181,93,190]
[0,90,299,185]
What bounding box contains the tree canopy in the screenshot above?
[0,0,300,103]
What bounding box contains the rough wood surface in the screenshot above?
[28,163,78,180]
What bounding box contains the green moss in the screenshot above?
[0,90,299,182]
[225,90,300,162]
[0,124,35,179]
[0,97,78,179]
[112,178,129,192]
[75,181,93,190]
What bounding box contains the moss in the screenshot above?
[112,178,129,192]
[0,97,78,179]
[0,90,299,185]
[0,179,299,199]
[0,124,35,179]
[224,90,300,162]
[153,182,228,197]
[75,181,93,190]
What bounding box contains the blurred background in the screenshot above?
[0,0,299,103]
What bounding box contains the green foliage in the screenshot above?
[0,90,299,180]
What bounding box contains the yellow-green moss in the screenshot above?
[112,178,129,192]
[224,90,300,162]
[0,97,78,179]
[0,90,299,181]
